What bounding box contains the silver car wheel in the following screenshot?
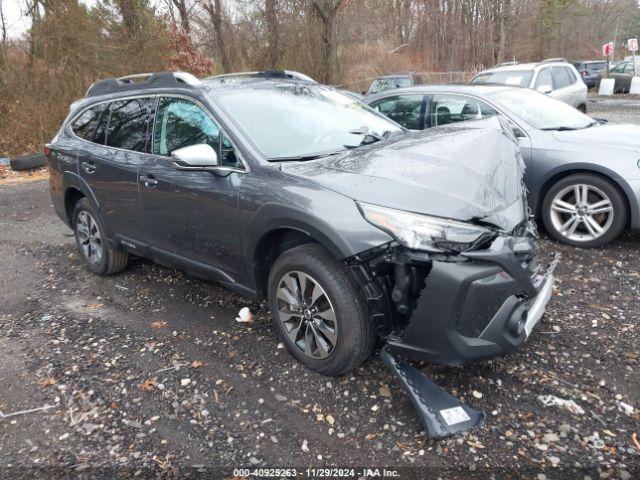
[275,271,337,360]
[76,211,103,265]
[550,183,614,242]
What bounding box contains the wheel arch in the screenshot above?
[532,165,637,229]
[250,224,350,300]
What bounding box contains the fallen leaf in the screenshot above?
[140,379,157,391]
[379,386,391,397]
[191,360,203,369]
[151,321,168,329]
[37,377,56,388]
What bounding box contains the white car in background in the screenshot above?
[471,58,588,112]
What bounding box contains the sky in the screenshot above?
[2,0,98,38]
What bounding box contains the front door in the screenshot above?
[138,96,243,281]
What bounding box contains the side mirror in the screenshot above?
[536,85,553,94]
[171,144,219,170]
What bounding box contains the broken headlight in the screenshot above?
[358,202,495,253]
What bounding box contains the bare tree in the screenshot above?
[202,0,232,72]
[264,0,279,68]
[171,0,192,33]
[115,0,142,37]
[311,0,343,84]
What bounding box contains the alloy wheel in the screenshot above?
[549,183,614,242]
[76,211,103,265]
[275,271,337,360]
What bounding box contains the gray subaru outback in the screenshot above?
[47,72,556,376]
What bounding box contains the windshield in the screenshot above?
[489,88,593,130]
[368,77,412,94]
[471,70,533,87]
[213,84,401,160]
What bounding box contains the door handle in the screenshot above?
[139,174,158,188]
[81,160,96,174]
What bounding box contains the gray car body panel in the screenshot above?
[365,84,640,231]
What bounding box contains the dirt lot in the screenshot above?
[1,101,640,479]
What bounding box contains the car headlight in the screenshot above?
[358,202,494,253]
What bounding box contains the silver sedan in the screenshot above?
[364,85,640,247]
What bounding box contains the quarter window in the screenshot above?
[106,98,153,152]
[370,95,425,130]
[152,97,238,167]
[71,105,106,143]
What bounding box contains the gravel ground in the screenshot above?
[1,101,639,479]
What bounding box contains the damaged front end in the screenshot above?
[347,219,557,366]
[346,218,557,438]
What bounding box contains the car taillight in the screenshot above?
[44,146,52,157]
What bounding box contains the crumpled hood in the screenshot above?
[281,120,527,232]
[552,123,640,152]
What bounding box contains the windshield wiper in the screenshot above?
[540,126,579,131]
[269,150,344,162]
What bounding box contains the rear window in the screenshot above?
[71,105,106,143]
[586,62,606,71]
[471,70,533,87]
[106,98,154,152]
[368,77,412,94]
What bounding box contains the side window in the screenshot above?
[624,63,636,74]
[370,95,424,130]
[611,64,625,74]
[152,97,238,167]
[106,98,153,152]
[428,94,498,127]
[71,105,106,143]
[535,68,553,89]
[551,66,571,89]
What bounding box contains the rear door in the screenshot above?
[549,66,575,106]
[138,96,243,281]
[77,97,153,240]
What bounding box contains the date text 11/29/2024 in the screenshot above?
[232,468,401,477]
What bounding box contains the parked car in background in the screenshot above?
[573,60,607,88]
[47,72,554,376]
[471,59,588,111]
[597,61,638,93]
[366,84,640,247]
[365,73,423,96]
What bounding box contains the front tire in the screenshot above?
[542,174,627,248]
[72,198,129,275]
[268,244,375,376]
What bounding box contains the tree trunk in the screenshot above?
[311,0,342,85]
[172,0,191,34]
[116,0,141,37]
[204,0,232,73]
[265,0,279,68]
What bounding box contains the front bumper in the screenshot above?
[386,236,558,365]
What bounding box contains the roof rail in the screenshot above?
[85,72,201,98]
[495,61,519,67]
[207,70,317,83]
[540,58,568,64]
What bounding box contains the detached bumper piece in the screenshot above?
[380,347,485,438]
[386,236,559,365]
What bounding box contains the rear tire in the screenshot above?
[72,198,129,275]
[542,174,626,248]
[268,244,375,376]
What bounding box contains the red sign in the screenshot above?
[603,42,614,56]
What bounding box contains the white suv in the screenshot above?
[471,58,588,112]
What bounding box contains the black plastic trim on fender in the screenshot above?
[380,347,485,438]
